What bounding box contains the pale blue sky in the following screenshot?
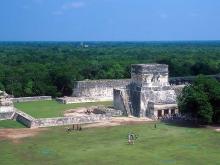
[1,0,220,41]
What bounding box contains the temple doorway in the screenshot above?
[158,110,162,117]
[164,109,169,115]
[171,109,175,115]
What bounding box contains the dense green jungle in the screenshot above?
[1,41,220,97]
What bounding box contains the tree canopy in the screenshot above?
[1,41,220,97]
[178,75,220,124]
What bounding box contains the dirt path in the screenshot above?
[0,128,47,143]
[0,117,153,143]
[83,117,154,128]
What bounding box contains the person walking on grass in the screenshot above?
[128,132,132,144]
[128,132,137,145]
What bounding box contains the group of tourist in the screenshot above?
[66,124,82,132]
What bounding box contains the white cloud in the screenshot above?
[52,1,85,16]
[62,2,85,10]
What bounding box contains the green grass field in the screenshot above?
[14,100,112,118]
[0,120,26,128]
[1,123,220,165]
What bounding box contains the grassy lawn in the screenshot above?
[15,100,113,118]
[0,120,26,128]
[0,123,220,165]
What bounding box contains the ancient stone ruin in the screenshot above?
[0,90,15,120]
[58,79,131,104]
[114,64,178,118]
[56,67,220,105]
[73,79,130,98]
[0,90,118,128]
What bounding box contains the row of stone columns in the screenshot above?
[157,108,178,117]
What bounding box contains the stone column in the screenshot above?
[169,108,171,115]
[161,110,164,116]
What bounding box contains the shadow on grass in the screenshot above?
[161,120,203,128]
[15,119,28,128]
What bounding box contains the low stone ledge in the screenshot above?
[31,114,111,128]
[1,109,112,128]
[93,107,123,117]
[14,109,35,127]
[12,96,52,103]
[56,96,112,104]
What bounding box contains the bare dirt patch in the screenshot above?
[64,107,154,128]
[64,106,104,117]
[83,117,154,129]
[0,128,47,143]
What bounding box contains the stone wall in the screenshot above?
[129,86,141,117]
[12,96,52,103]
[56,96,112,104]
[113,88,131,116]
[0,112,15,120]
[0,106,14,112]
[14,110,35,127]
[8,109,111,128]
[113,89,126,112]
[73,79,130,97]
[72,75,220,101]
[31,114,111,128]
[131,64,169,87]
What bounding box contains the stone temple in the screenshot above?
[113,64,178,118]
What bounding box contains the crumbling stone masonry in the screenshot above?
[73,79,131,98]
[72,73,220,100]
[12,96,52,103]
[0,91,15,120]
[0,91,113,128]
[114,64,178,118]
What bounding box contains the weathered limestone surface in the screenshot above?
[113,89,127,114]
[0,112,15,120]
[3,108,112,128]
[131,64,169,87]
[0,91,113,128]
[2,106,113,128]
[12,96,52,103]
[56,96,112,104]
[31,114,111,128]
[73,79,131,97]
[14,109,35,127]
[92,106,123,117]
[0,90,15,120]
[68,73,220,104]
[114,64,178,118]
[113,88,131,116]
